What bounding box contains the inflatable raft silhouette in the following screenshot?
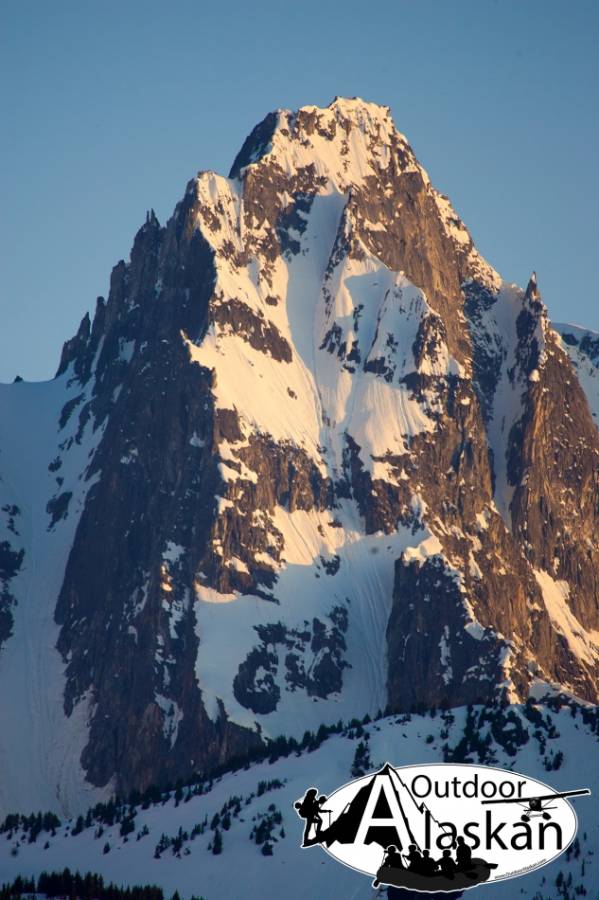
[373,857,498,892]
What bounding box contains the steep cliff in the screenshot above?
[1,98,598,811]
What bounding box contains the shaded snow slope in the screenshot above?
[0,373,110,816]
[555,322,599,424]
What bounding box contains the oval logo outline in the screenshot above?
[296,761,587,893]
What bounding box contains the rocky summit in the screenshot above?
[1,97,599,816]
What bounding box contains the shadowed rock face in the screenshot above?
[2,98,599,806]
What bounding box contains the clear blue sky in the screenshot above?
[1,0,598,382]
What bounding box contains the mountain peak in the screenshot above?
[320,95,393,126]
[328,94,390,112]
[525,270,539,299]
[229,97,403,182]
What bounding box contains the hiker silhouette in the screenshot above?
[294,789,327,847]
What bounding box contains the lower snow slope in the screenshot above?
[0,700,596,900]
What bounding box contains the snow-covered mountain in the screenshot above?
[0,699,597,900]
[1,97,599,820]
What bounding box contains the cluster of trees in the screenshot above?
[154,823,200,860]
[250,803,284,856]
[351,738,372,777]
[543,749,565,771]
[442,697,570,766]
[0,869,165,900]
[0,812,61,843]
[579,704,599,736]
[554,868,588,898]
[153,778,287,860]
[256,779,285,796]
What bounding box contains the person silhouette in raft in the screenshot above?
[420,848,439,876]
[438,849,457,879]
[382,844,405,870]
[407,844,424,873]
[455,835,473,871]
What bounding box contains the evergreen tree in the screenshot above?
[212,827,223,855]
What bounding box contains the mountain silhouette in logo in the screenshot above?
[318,763,426,849]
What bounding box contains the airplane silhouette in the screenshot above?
[482,788,590,822]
